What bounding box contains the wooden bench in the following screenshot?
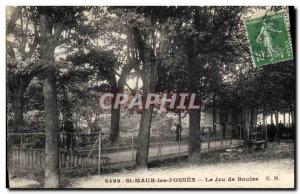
[249,140,267,150]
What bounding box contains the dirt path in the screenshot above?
[69,142,294,189]
[70,158,294,188]
[9,142,294,189]
[105,139,240,163]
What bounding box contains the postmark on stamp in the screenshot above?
[245,12,293,68]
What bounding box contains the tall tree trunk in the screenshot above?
[62,88,74,150]
[136,107,153,169]
[185,40,202,162]
[188,108,201,162]
[250,108,257,129]
[9,75,32,132]
[275,110,279,125]
[254,109,257,127]
[291,111,295,125]
[283,112,286,125]
[109,26,137,145]
[12,84,25,132]
[110,71,128,146]
[176,110,182,141]
[110,106,120,145]
[250,108,254,131]
[212,92,216,135]
[109,75,119,145]
[271,113,274,124]
[43,67,60,188]
[135,64,155,169]
[262,107,265,125]
[242,105,249,144]
[40,14,59,188]
[62,87,72,124]
[130,25,159,169]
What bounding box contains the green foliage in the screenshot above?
[7,6,295,133]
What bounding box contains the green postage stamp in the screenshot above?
[245,12,294,68]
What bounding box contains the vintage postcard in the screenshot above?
[6,6,295,189]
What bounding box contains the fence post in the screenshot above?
[230,128,233,148]
[70,133,73,160]
[58,150,61,173]
[31,150,34,168]
[265,126,268,148]
[239,126,242,146]
[20,134,23,148]
[158,136,162,160]
[220,138,223,149]
[116,137,119,162]
[179,131,181,153]
[98,130,101,175]
[208,128,211,152]
[131,135,134,167]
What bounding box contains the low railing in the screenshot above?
[8,134,241,174]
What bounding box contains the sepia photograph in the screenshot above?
[6,6,295,189]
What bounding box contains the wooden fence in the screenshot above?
[8,147,109,173]
[9,148,45,172]
[8,130,242,175]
